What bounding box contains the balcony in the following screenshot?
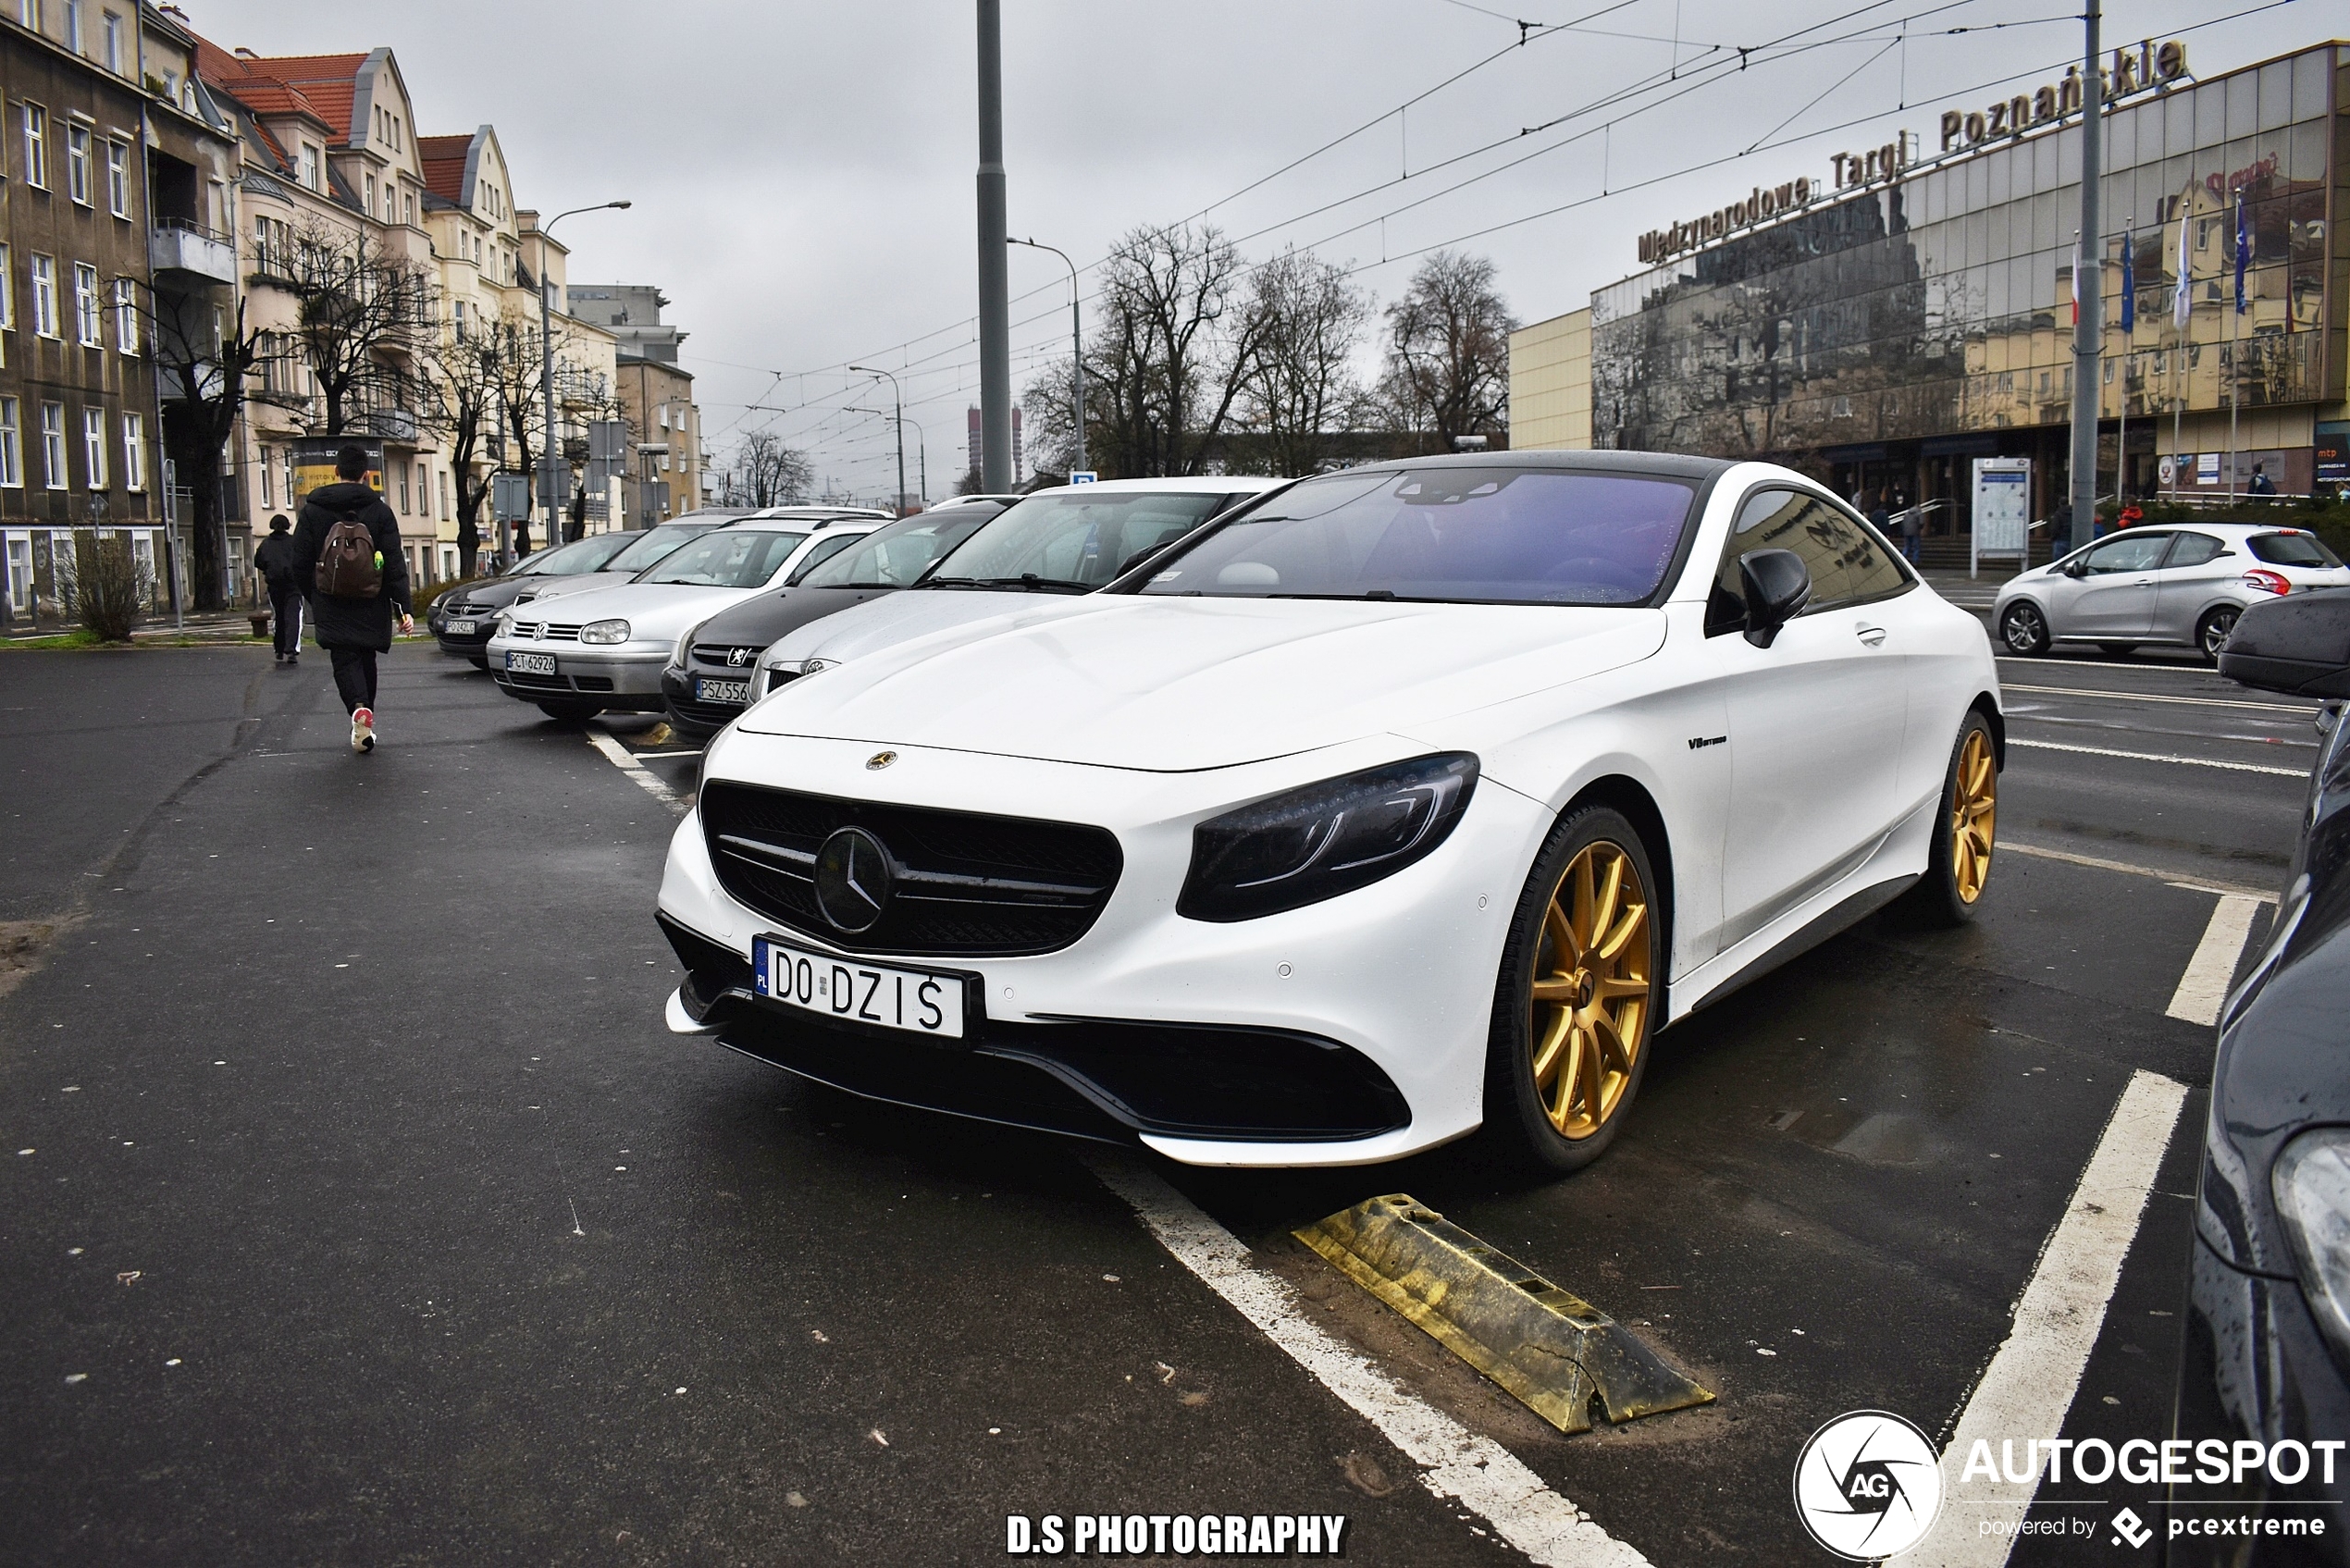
[150,220,237,287]
[355,408,420,444]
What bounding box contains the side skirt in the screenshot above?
[1680,873,1918,1018]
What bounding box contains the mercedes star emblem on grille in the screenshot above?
[866,751,897,770]
[812,826,892,932]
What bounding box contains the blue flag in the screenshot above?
[2233,190,2248,314]
[2120,227,2134,332]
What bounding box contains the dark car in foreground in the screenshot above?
[430,533,648,666]
[2172,589,2350,1562]
[660,501,1006,738]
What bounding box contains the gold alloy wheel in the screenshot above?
[1951,728,1997,903]
[1528,841,1652,1141]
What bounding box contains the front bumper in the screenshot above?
[653,731,1552,1167]
[486,635,669,711]
[662,664,752,734]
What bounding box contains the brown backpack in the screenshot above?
[315,505,381,599]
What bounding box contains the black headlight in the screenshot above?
[1178,753,1478,922]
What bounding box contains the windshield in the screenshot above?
[1138,467,1697,605]
[927,491,1235,590]
[603,522,721,574]
[516,534,633,577]
[2248,531,2342,569]
[799,509,1001,588]
[637,529,808,587]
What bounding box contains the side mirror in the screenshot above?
[2218,590,2350,698]
[2061,559,2089,578]
[1738,549,1812,648]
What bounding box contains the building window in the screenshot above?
[0,244,12,328]
[363,172,375,214]
[0,398,19,488]
[72,262,98,344]
[402,191,414,227]
[414,463,427,515]
[112,278,134,352]
[120,412,142,490]
[19,2,42,33]
[65,125,90,204]
[439,470,450,519]
[31,256,57,338]
[105,140,127,216]
[61,0,78,52]
[81,406,105,488]
[452,299,466,339]
[397,470,409,513]
[40,401,65,488]
[101,9,118,72]
[254,215,291,276]
[300,143,319,191]
[23,104,47,188]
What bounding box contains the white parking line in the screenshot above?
[1084,1151,1649,1568]
[1907,1069,2190,1568]
[587,731,687,813]
[2000,839,2276,903]
[2003,683,2321,716]
[2007,737,2307,777]
[2164,894,2266,1026]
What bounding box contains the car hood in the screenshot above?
[691,586,896,650]
[736,595,1667,772]
[516,568,639,603]
[443,574,532,611]
[759,586,1059,666]
[500,580,757,641]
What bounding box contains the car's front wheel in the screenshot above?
[1903,711,1998,927]
[1999,601,2050,655]
[2197,605,2240,664]
[1484,805,1660,1175]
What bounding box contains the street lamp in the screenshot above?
[847,365,906,515]
[1010,237,1083,477]
[536,200,630,544]
[849,408,929,509]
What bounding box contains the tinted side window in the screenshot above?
[2081,534,2171,574]
[1710,488,1907,633]
[2164,532,2226,569]
[2248,532,2342,568]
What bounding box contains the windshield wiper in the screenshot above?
[922,574,1091,593]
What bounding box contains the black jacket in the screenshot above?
[292,481,409,651]
[253,531,301,588]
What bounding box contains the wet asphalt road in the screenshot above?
[0,623,2319,1566]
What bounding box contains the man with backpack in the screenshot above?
[291,445,411,754]
[252,513,303,664]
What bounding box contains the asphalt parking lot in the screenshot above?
[0,619,2318,1565]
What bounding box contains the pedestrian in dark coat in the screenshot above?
[252,513,304,663]
[291,445,411,753]
[565,488,587,544]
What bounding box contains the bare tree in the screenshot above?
[273,219,436,436]
[141,281,284,611]
[1379,250,1514,451]
[414,326,503,575]
[1083,222,1268,477]
[735,430,813,506]
[1239,248,1372,475]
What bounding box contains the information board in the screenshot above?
[1970,457,2030,577]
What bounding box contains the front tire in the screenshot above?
[1999,601,2050,655]
[1484,806,1660,1176]
[2197,605,2240,664]
[1903,711,1998,927]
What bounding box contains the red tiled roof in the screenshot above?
[417,133,473,206]
[213,52,374,140]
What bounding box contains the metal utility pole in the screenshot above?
[535,201,631,545]
[2066,1,2102,555]
[975,0,1011,492]
[849,365,907,514]
[1011,237,1083,475]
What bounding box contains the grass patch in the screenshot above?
[0,628,105,650]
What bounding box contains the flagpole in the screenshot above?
[2117,217,2131,512]
[2229,186,2243,502]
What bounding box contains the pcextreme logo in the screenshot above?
[1794,1411,1944,1561]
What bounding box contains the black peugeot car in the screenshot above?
[660,500,1006,739]
[2171,588,2350,1562]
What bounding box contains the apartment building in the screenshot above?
[0,0,233,626]
[573,282,706,525]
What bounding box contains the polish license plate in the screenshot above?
[753,935,966,1040]
[696,677,750,705]
[505,649,556,675]
[445,618,477,636]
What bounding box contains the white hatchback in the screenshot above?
[1992,522,2349,661]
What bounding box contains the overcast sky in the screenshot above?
[178,0,2319,500]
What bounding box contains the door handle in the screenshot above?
[1855,622,1886,647]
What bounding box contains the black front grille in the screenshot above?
[692,644,764,672]
[700,781,1121,957]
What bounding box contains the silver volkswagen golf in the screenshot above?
[1993,523,2349,661]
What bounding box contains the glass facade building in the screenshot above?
[1586,43,2344,540]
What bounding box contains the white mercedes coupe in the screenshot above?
[657,454,2001,1173]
